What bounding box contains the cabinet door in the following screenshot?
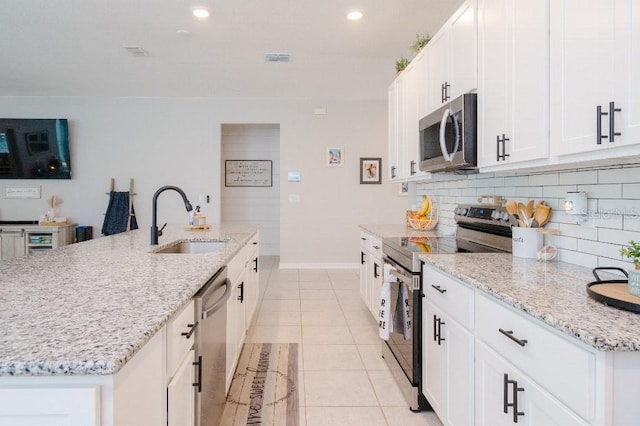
[0,229,26,260]
[359,249,370,313]
[406,50,430,180]
[388,81,401,181]
[475,341,588,426]
[449,0,477,100]
[426,29,451,113]
[423,299,474,426]
[478,0,549,168]
[550,0,615,156]
[168,350,196,426]
[245,239,259,328]
[369,258,382,319]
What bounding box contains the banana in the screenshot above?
[416,195,432,216]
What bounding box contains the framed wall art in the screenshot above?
[326,146,344,167]
[360,157,382,184]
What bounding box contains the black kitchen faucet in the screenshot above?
[150,185,193,245]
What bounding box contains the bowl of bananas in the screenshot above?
[406,195,438,230]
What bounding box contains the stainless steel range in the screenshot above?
[381,204,512,411]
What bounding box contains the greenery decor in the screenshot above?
[410,33,431,54]
[620,240,640,269]
[395,57,410,73]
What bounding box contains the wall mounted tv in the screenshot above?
[0,119,71,179]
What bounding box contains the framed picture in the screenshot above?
[360,157,382,184]
[326,146,344,167]
[399,182,409,196]
[225,160,273,187]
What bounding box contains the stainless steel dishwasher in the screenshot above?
[194,266,232,426]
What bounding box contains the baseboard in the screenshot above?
[278,262,359,270]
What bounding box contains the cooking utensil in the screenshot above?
[534,203,552,227]
[518,204,530,227]
[505,200,518,216]
[526,200,534,218]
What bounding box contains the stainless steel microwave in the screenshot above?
[419,93,477,173]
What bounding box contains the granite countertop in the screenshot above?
[421,253,640,352]
[0,224,257,376]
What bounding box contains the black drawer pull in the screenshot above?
[504,373,525,422]
[431,284,447,294]
[193,355,202,392]
[499,328,528,347]
[181,321,199,339]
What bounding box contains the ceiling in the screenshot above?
[0,0,462,100]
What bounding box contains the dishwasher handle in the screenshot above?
[202,278,233,319]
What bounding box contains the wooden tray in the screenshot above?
[587,280,640,314]
[186,224,211,230]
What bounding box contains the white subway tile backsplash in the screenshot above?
[417,164,640,269]
[529,173,559,186]
[577,184,622,199]
[559,170,598,185]
[622,183,640,199]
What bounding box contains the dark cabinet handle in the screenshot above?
[496,134,510,161]
[597,105,608,144]
[433,315,445,345]
[499,328,528,347]
[373,262,380,279]
[361,251,366,265]
[504,374,525,422]
[253,257,258,272]
[431,284,447,294]
[181,321,199,339]
[238,282,244,303]
[441,81,451,103]
[193,355,202,392]
[391,166,397,178]
[609,101,621,142]
[410,160,416,176]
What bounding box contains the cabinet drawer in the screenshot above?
[166,300,195,379]
[368,235,383,259]
[476,293,596,421]
[423,265,474,330]
[227,247,247,284]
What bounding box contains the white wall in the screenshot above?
[416,164,640,271]
[221,124,280,256]
[0,96,407,267]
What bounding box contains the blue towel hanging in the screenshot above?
[102,191,138,235]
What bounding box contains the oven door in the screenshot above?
[381,255,427,411]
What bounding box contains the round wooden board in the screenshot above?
[587,281,640,314]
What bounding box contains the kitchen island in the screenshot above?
[0,223,258,425]
[421,253,640,425]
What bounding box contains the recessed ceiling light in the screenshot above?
[193,8,210,19]
[347,10,363,21]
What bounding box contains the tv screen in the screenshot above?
[0,119,71,179]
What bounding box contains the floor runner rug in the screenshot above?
[222,343,299,426]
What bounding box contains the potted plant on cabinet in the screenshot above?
[620,240,640,297]
[395,57,410,74]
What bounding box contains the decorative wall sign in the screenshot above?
[3,186,42,198]
[326,146,344,167]
[360,157,382,184]
[225,160,273,187]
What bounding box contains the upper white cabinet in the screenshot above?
[388,75,408,181]
[477,0,550,169]
[550,0,640,159]
[426,0,477,114]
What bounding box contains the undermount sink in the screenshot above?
[153,240,229,254]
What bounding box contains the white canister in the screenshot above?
[511,227,543,259]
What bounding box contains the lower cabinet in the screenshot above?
[359,230,383,319]
[475,341,588,426]
[168,350,196,426]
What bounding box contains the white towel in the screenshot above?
[379,264,396,340]
[392,282,412,340]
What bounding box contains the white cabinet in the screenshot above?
[477,0,549,169]
[426,0,477,114]
[422,265,474,426]
[388,74,408,181]
[166,300,197,426]
[550,0,640,160]
[359,230,383,319]
[475,341,588,426]
[245,234,260,328]
[168,350,196,426]
[0,228,25,260]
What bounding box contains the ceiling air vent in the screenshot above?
[123,45,149,57]
[264,53,291,63]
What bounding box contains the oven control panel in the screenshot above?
[454,205,510,225]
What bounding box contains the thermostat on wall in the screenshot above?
[288,172,301,182]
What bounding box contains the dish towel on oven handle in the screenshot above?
[379,264,396,340]
[393,281,412,340]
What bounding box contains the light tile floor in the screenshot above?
[243,256,443,426]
